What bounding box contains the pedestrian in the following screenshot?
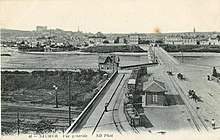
[105,103,108,112]
[211,119,215,129]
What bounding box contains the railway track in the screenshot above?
[168,75,208,132]
[132,126,140,134]
[112,77,129,134]
[1,113,74,120]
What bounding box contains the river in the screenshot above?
[1,47,148,69]
[170,52,220,67]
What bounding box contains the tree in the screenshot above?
[96,32,106,38]
[212,67,217,77]
[114,37,120,43]
[103,40,109,44]
[217,35,220,41]
[124,39,128,44]
[155,40,163,44]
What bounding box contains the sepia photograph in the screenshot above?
[0,0,220,139]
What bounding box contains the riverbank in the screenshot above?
[169,52,220,57]
[161,44,220,53]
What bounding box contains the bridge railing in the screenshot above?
[120,63,158,70]
[65,70,118,134]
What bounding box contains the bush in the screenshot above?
[1,69,106,107]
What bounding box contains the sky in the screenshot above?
[0,0,220,33]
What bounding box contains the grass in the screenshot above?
[1,69,107,134]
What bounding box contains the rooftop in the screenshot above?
[143,78,166,93]
[128,79,136,85]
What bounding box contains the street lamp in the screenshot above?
[53,85,58,108]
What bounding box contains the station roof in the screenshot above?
[128,79,136,84]
[143,79,166,93]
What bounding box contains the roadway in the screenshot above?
[155,46,220,133]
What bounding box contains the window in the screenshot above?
[152,95,158,102]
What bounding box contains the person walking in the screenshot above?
[211,119,215,129]
[105,103,108,112]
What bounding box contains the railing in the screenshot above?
[120,63,158,70]
[65,71,118,134]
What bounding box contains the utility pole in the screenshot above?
[154,44,156,63]
[181,45,183,64]
[111,52,115,73]
[17,112,20,135]
[181,51,183,64]
[53,85,58,108]
[68,72,71,126]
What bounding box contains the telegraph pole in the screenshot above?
[53,85,58,108]
[181,51,183,64]
[68,72,71,126]
[111,52,115,73]
[181,45,183,64]
[154,44,156,63]
[17,112,20,135]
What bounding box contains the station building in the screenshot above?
[141,78,167,107]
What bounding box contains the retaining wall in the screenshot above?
[65,71,118,134]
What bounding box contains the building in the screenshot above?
[129,34,139,45]
[209,34,220,45]
[199,38,209,45]
[164,34,198,45]
[119,37,125,44]
[36,26,47,32]
[98,55,120,72]
[141,78,167,107]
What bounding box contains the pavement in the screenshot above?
[80,72,136,135]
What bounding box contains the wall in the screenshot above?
[145,92,165,106]
[65,71,118,134]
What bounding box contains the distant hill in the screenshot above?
[1,28,32,34]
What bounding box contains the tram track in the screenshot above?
[132,126,140,134]
[168,75,208,132]
[157,47,208,132]
[112,77,127,134]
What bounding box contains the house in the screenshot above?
[141,78,167,107]
[199,38,209,45]
[129,34,139,45]
[98,56,120,71]
[44,45,52,52]
[209,34,220,45]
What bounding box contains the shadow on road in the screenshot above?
[134,104,153,128]
[214,126,220,130]
[165,94,185,105]
[139,114,153,128]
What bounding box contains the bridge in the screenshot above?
[64,46,215,135]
